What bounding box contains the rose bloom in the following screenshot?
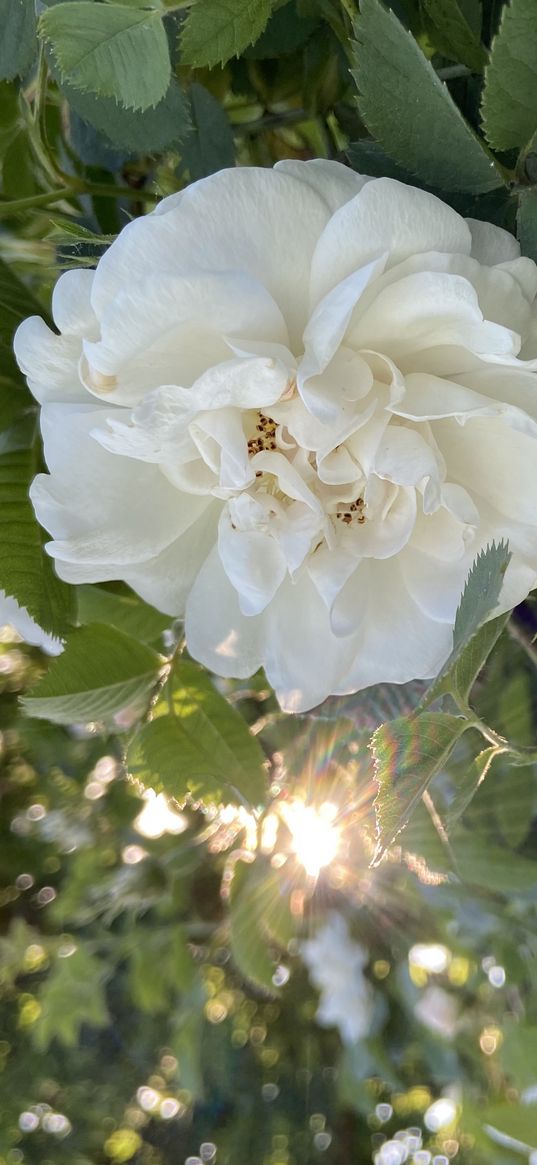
[14,161,537,711]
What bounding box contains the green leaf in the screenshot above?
[372,711,469,854]
[76,584,171,648]
[229,860,280,993]
[482,1104,537,1148]
[180,83,235,180]
[418,541,512,710]
[129,926,194,1014]
[451,829,537,896]
[127,659,267,807]
[0,254,50,385]
[346,139,412,181]
[422,0,487,72]
[517,187,537,262]
[352,0,505,192]
[500,1025,537,1090]
[181,0,273,68]
[443,613,510,704]
[453,540,511,652]
[493,759,536,848]
[60,75,191,154]
[444,744,501,832]
[2,129,38,200]
[33,947,109,1051]
[39,2,171,112]
[0,447,74,639]
[0,0,36,82]
[244,0,319,56]
[22,624,162,724]
[481,0,537,151]
[0,377,33,435]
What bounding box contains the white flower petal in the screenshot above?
[351,271,520,365]
[434,416,537,526]
[185,545,264,678]
[263,574,360,712]
[333,559,453,686]
[13,317,86,404]
[310,177,471,304]
[34,403,208,564]
[218,501,287,616]
[275,157,370,211]
[467,217,520,265]
[51,269,97,336]
[91,167,333,349]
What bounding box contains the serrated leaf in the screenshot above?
[229,861,279,993]
[22,624,161,724]
[453,540,511,651]
[33,947,109,1051]
[244,0,319,57]
[352,0,505,192]
[372,711,469,854]
[0,447,74,640]
[127,659,267,807]
[64,84,187,159]
[39,2,171,112]
[445,744,501,832]
[0,0,36,82]
[76,584,170,648]
[180,83,235,181]
[181,0,273,68]
[418,542,511,711]
[60,75,191,154]
[518,187,537,262]
[422,0,487,72]
[481,0,537,151]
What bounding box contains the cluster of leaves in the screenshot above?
[1,630,537,1165]
[1,0,537,1161]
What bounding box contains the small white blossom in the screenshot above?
[301,912,373,1044]
[14,162,537,710]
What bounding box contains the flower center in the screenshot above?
[247,412,278,457]
[334,497,366,526]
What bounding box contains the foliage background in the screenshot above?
[1,0,537,1163]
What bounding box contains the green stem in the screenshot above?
[0,188,76,218]
[0,182,159,218]
[340,0,357,21]
[232,108,308,136]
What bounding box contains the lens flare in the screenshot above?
[282,800,340,877]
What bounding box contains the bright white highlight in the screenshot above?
[409,943,450,974]
[283,800,339,877]
[134,791,188,839]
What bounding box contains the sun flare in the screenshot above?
[282,800,340,878]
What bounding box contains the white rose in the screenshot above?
[301,911,373,1045]
[14,161,537,711]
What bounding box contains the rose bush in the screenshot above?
[14,161,537,711]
